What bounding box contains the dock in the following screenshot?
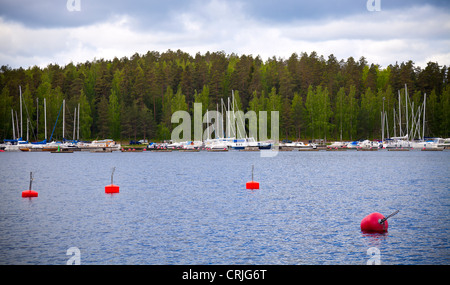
[51,149,74,153]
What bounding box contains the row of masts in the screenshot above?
[205,90,248,140]
[10,84,428,144]
[10,86,80,142]
[382,84,427,141]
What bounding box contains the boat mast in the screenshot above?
[382,97,385,142]
[44,98,47,140]
[385,112,389,139]
[62,99,65,140]
[20,86,22,139]
[11,109,16,140]
[405,84,408,139]
[221,98,225,139]
[232,90,235,138]
[73,107,76,141]
[216,103,219,139]
[36,98,39,140]
[206,109,209,140]
[423,93,426,141]
[227,97,230,138]
[15,111,19,140]
[77,103,80,140]
[398,90,402,137]
[393,108,396,137]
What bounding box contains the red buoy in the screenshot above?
[22,172,38,198]
[361,212,388,233]
[22,190,38,198]
[105,184,119,194]
[360,210,399,233]
[246,181,259,190]
[245,165,260,190]
[105,167,119,194]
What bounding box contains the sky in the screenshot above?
[0,0,449,69]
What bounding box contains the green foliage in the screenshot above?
[290,92,305,139]
[0,50,448,141]
[78,89,92,139]
[305,85,332,140]
[194,85,210,114]
[0,87,13,139]
[108,89,121,139]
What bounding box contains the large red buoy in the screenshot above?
[22,172,38,198]
[361,210,399,233]
[246,165,260,190]
[105,167,119,194]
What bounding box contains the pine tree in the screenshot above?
[290,92,305,140]
[335,87,346,141]
[0,87,13,139]
[108,89,121,139]
[441,84,450,137]
[97,96,109,138]
[78,89,93,139]
[347,85,358,140]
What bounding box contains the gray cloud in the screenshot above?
[2,0,448,28]
[0,0,449,68]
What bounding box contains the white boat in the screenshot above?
[167,141,183,149]
[438,138,450,149]
[293,141,316,150]
[384,136,411,150]
[258,141,273,150]
[229,137,258,150]
[204,138,229,150]
[2,139,30,151]
[77,139,121,151]
[327,141,347,149]
[346,141,359,149]
[182,141,203,150]
[413,138,446,150]
[357,140,380,150]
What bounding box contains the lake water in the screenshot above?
[0,150,449,265]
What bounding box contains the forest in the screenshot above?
[1,49,449,142]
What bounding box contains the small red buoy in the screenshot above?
[361,212,387,233]
[22,190,38,198]
[105,167,119,194]
[105,184,119,194]
[246,181,259,190]
[22,172,38,198]
[245,165,260,190]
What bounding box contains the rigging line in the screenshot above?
[21,92,38,142]
[49,101,64,141]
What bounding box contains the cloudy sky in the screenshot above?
[1,0,449,69]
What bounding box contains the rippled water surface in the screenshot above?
[0,150,449,264]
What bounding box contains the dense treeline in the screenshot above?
[1,49,449,142]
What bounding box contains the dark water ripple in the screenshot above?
[0,150,449,264]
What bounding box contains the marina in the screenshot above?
[2,138,448,153]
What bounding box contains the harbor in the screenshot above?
[2,84,448,154]
[2,137,448,153]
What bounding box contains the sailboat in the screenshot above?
[3,86,31,151]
